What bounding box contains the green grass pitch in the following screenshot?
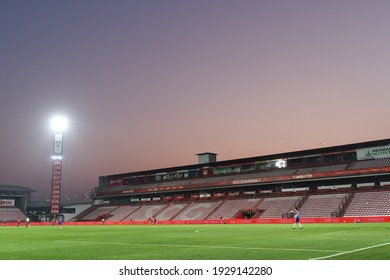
[0,223,389,260]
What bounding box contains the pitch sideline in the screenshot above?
[55,239,343,253]
[310,242,390,260]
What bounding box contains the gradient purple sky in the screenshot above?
[1,1,389,202]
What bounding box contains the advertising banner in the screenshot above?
[0,199,15,207]
[357,145,390,160]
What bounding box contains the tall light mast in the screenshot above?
[50,116,68,216]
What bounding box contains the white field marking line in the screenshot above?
[55,239,342,253]
[322,233,389,236]
[321,230,388,236]
[310,242,390,260]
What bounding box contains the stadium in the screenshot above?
[1,138,390,260]
[75,138,390,224]
[0,184,33,223]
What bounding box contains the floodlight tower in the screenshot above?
[50,116,68,216]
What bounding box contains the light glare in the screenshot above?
[51,116,68,132]
[51,155,63,160]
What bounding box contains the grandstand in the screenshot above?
[0,185,33,222]
[258,196,303,218]
[74,138,390,222]
[344,190,390,217]
[207,197,262,220]
[299,193,349,217]
[156,202,189,220]
[174,200,223,220]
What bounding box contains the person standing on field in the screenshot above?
[57,217,63,229]
[291,207,302,229]
[25,217,30,228]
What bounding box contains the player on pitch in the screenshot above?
[291,207,302,229]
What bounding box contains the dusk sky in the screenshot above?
[1,0,389,202]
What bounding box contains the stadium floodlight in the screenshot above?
[275,159,287,168]
[51,116,68,132]
[51,155,63,160]
[49,115,68,217]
